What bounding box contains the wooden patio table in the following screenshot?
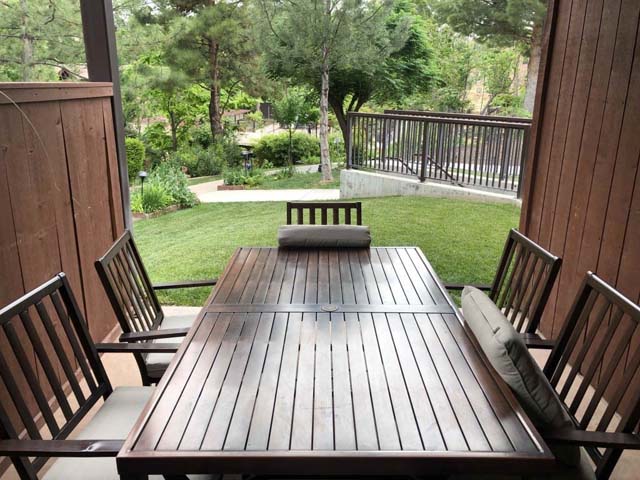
[117,247,555,479]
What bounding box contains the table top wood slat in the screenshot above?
[118,247,553,477]
[267,312,302,450]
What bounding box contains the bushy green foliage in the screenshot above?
[223,168,265,187]
[131,161,198,214]
[192,146,226,177]
[187,123,213,149]
[491,93,531,118]
[168,132,243,177]
[244,111,264,129]
[142,123,173,167]
[149,162,198,208]
[253,133,320,166]
[131,183,172,214]
[125,137,146,179]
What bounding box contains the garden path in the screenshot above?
[190,164,340,203]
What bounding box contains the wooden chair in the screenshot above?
[541,272,640,479]
[448,228,562,349]
[0,273,179,480]
[286,201,362,225]
[95,230,217,385]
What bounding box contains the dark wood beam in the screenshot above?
[79,0,132,230]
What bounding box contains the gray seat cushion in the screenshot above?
[277,224,371,248]
[145,313,197,378]
[44,387,215,480]
[461,286,581,467]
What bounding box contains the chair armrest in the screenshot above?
[444,283,492,292]
[0,439,122,457]
[153,278,217,290]
[95,343,180,353]
[521,333,555,350]
[544,428,640,450]
[119,328,190,342]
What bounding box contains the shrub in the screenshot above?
[130,182,171,214]
[187,123,213,149]
[219,135,243,168]
[142,122,172,167]
[125,137,145,180]
[194,146,227,177]
[167,147,198,175]
[245,111,264,130]
[149,162,198,208]
[253,132,320,166]
[223,167,264,187]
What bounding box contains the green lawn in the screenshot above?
[187,175,221,186]
[134,197,520,306]
[256,168,341,190]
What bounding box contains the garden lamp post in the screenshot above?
[138,171,148,196]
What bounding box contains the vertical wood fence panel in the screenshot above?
[0,83,125,464]
[520,0,640,345]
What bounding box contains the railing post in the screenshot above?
[419,120,428,182]
[346,113,352,169]
[517,126,530,199]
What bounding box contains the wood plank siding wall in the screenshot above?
[520,0,640,339]
[0,83,125,465]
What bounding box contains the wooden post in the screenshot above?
[419,120,428,182]
[517,127,530,199]
[346,113,352,169]
[79,0,131,230]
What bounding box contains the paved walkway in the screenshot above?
[197,188,340,203]
[190,165,340,203]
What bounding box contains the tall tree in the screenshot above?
[477,47,519,113]
[273,86,318,167]
[0,0,85,81]
[422,23,475,112]
[258,0,402,181]
[431,0,546,113]
[326,1,433,143]
[166,0,256,140]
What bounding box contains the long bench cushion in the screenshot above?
[145,313,197,378]
[461,286,581,467]
[277,225,371,248]
[43,387,152,480]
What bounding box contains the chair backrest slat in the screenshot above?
[18,310,73,421]
[490,229,561,334]
[3,320,59,437]
[96,230,164,384]
[0,274,112,478]
[96,230,163,336]
[33,299,86,406]
[543,273,640,479]
[286,202,363,226]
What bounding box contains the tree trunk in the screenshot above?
[329,96,348,146]
[319,46,333,182]
[208,40,224,140]
[168,110,178,151]
[20,0,32,81]
[524,24,543,114]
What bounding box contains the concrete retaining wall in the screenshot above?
[340,169,521,205]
